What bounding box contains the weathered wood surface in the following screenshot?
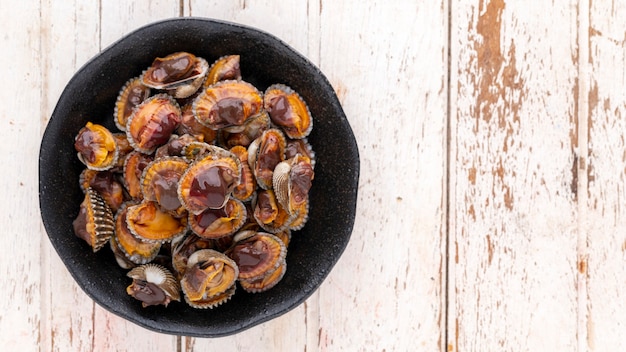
[3,0,626,350]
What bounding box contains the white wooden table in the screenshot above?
[4,0,626,350]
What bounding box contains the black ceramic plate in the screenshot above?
[39,18,359,337]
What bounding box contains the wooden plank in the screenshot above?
[586,1,626,350]
[100,0,182,49]
[181,1,316,350]
[316,1,448,350]
[39,1,101,351]
[1,1,43,350]
[448,0,580,350]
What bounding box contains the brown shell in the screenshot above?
[287,199,310,231]
[114,77,151,131]
[125,201,188,243]
[192,80,262,130]
[126,94,182,154]
[264,84,312,139]
[123,151,153,200]
[272,154,314,215]
[177,150,242,214]
[227,232,286,280]
[79,169,125,213]
[72,187,114,252]
[189,198,247,239]
[230,145,256,201]
[126,263,181,307]
[239,259,286,293]
[114,202,161,264]
[285,138,316,169]
[204,55,241,87]
[141,52,209,98]
[140,156,189,215]
[181,249,239,307]
[109,236,136,269]
[253,189,294,233]
[218,110,271,149]
[154,134,200,159]
[247,128,286,190]
[176,104,218,143]
[273,229,292,248]
[74,122,119,171]
[111,133,134,171]
[184,284,236,309]
[171,233,216,278]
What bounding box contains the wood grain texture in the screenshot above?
[1,1,43,350]
[448,0,580,350]
[38,1,101,351]
[586,1,626,350]
[316,1,448,350]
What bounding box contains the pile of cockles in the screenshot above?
[72,52,315,309]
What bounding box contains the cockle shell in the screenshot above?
[226,232,286,281]
[141,52,209,98]
[247,128,286,190]
[193,80,262,131]
[114,202,161,265]
[74,122,119,171]
[188,198,247,239]
[125,201,188,243]
[126,94,182,154]
[204,55,241,87]
[126,263,181,307]
[181,249,239,309]
[177,148,242,214]
[264,84,312,139]
[140,156,189,215]
[72,187,114,252]
[114,77,151,131]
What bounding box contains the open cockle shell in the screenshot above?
[75,122,120,171]
[140,156,189,215]
[141,52,209,99]
[114,202,161,265]
[123,151,153,200]
[181,249,239,309]
[285,138,316,169]
[239,260,286,293]
[126,93,182,154]
[204,55,241,87]
[189,197,247,239]
[192,80,263,131]
[125,201,188,243]
[177,104,218,144]
[218,110,271,149]
[264,84,313,139]
[171,233,216,278]
[247,128,286,190]
[114,76,151,131]
[72,187,115,252]
[253,189,294,234]
[226,232,286,281]
[126,263,181,307]
[230,145,256,202]
[79,169,125,213]
[177,149,242,214]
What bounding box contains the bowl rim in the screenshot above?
[39,16,359,337]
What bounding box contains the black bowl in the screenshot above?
[39,17,359,337]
